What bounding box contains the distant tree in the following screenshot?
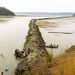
[0,7,15,16]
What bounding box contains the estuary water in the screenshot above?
[0,16,75,74]
[0,17,31,75]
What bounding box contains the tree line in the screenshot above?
[0,7,15,16]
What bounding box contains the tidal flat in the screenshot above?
[0,16,75,75]
[0,16,14,22]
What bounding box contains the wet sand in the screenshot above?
[35,20,60,28]
[48,32,74,34]
[0,16,15,22]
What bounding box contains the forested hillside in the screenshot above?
[0,7,15,16]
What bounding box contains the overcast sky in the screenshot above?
[0,0,75,12]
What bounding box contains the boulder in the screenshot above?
[15,49,24,57]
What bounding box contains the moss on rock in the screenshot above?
[0,7,15,16]
[15,19,49,75]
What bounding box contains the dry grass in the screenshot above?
[29,46,75,75]
[19,46,75,75]
[22,46,75,75]
[50,49,75,75]
[0,16,14,22]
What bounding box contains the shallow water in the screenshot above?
[0,17,31,75]
[39,17,75,57]
[0,16,75,74]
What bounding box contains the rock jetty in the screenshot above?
[15,19,49,75]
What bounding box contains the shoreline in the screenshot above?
[0,16,75,75]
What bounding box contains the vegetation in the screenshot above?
[0,7,15,16]
[21,46,75,75]
[15,19,75,75]
[49,45,75,75]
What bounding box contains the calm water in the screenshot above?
[40,17,75,56]
[0,17,31,75]
[16,12,73,17]
[0,16,75,74]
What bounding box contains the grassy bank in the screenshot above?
[18,46,75,75]
[20,45,75,75]
[15,18,75,75]
[41,46,75,75]
[49,45,75,75]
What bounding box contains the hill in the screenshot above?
[0,7,15,16]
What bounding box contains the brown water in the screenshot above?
[0,16,75,74]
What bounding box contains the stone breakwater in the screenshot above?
[15,19,49,75]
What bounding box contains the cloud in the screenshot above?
[0,0,75,12]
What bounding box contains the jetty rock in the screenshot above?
[15,19,49,75]
[23,19,48,58]
[15,49,24,58]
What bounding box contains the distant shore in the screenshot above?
[0,16,15,22]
